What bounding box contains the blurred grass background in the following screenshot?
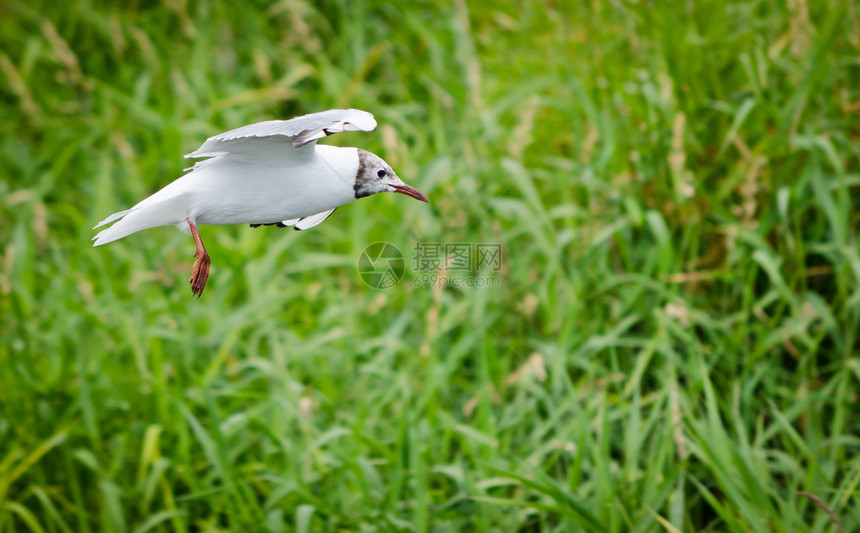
[2,0,860,531]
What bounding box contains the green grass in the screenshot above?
[2,0,860,531]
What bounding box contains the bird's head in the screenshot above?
[355,149,428,203]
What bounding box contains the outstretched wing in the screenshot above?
[249,208,338,231]
[290,208,337,230]
[185,109,377,160]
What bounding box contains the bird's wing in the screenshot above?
[185,109,377,159]
[281,208,337,231]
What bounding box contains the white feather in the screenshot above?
[293,208,337,230]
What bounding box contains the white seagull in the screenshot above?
[93,109,428,297]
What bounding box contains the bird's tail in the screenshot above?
[93,191,190,246]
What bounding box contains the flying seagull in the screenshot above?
[93,109,428,297]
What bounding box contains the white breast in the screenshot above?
[186,145,359,226]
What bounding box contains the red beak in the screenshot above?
[390,184,429,203]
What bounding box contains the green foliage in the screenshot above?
[2,0,859,531]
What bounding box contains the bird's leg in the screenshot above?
[188,218,210,297]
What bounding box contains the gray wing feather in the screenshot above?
[185,109,376,159]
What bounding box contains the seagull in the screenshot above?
[93,109,428,297]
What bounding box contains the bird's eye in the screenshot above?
[377,169,386,178]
